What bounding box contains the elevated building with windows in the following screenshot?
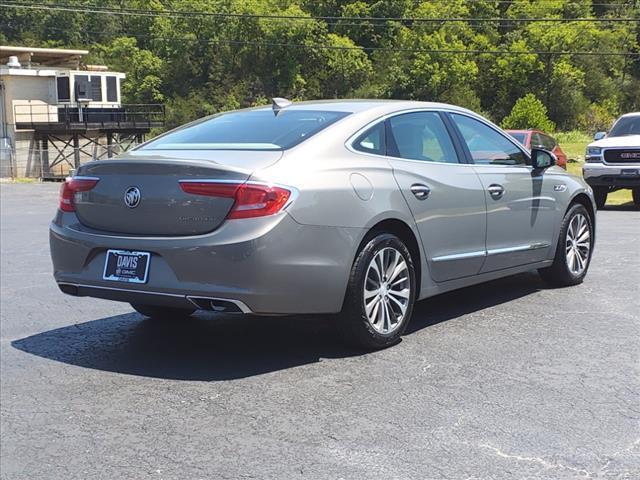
[0,45,164,178]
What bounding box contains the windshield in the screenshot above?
[508,132,527,145]
[609,115,640,137]
[142,109,350,150]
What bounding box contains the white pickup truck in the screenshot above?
[583,112,640,208]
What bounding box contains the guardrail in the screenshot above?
[13,103,165,130]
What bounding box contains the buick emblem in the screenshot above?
[124,186,141,208]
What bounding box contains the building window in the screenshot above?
[90,76,103,102]
[74,75,103,102]
[106,76,118,103]
[74,75,90,100]
[56,77,70,102]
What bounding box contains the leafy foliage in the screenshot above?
[501,94,556,132]
[1,0,638,131]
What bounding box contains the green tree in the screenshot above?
[501,94,556,132]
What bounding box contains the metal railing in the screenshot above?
[13,103,165,130]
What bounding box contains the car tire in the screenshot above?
[538,203,594,287]
[131,303,195,320]
[336,233,416,349]
[593,187,608,209]
[632,188,640,206]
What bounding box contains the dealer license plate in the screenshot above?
[103,250,150,284]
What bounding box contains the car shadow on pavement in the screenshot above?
[12,272,547,381]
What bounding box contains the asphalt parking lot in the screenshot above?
[1,183,639,480]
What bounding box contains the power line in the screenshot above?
[27,25,640,57]
[1,2,639,24]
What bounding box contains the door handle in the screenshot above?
[410,184,431,200]
[487,184,505,198]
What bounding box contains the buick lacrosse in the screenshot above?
[50,100,596,348]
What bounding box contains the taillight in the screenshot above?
[179,181,292,219]
[59,177,99,212]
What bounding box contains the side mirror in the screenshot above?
[531,147,556,169]
[594,131,606,141]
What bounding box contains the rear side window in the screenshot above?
[352,122,385,155]
[387,112,459,163]
[142,109,350,150]
[451,114,527,166]
[509,132,527,146]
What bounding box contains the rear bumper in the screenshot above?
[50,212,363,314]
[582,162,640,188]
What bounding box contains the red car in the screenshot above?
[505,129,568,169]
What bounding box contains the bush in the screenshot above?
[501,94,556,132]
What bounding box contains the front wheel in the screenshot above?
[538,204,594,287]
[131,303,195,320]
[336,233,416,349]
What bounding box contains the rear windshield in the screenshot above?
[508,132,527,145]
[142,109,350,150]
[609,115,640,137]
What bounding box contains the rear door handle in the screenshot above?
[410,184,431,200]
[487,184,505,198]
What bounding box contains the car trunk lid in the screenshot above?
[73,150,282,236]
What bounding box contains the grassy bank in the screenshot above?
[556,131,633,206]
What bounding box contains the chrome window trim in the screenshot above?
[346,108,469,166]
[345,107,531,167]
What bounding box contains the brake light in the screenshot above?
[179,181,292,219]
[59,177,99,212]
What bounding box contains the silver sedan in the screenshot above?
[50,100,596,348]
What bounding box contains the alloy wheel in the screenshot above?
[363,247,411,334]
[565,213,591,276]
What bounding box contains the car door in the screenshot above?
[448,113,559,272]
[385,111,487,282]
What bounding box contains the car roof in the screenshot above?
[252,99,476,115]
[618,112,640,119]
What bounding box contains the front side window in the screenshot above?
[387,112,459,163]
[451,114,527,166]
[142,109,350,150]
[352,122,385,155]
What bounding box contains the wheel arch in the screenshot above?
[570,192,596,227]
[565,192,597,250]
[356,218,423,295]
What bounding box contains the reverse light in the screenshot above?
[59,176,99,212]
[179,181,292,219]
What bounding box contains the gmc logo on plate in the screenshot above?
[620,152,640,159]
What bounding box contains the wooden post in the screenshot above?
[40,135,50,176]
[73,134,80,168]
[106,132,113,158]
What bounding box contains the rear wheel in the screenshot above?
[593,186,608,209]
[632,188,640,206]
[336,233,416,349]
[131,303,195,320]
[538,204,594,287]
